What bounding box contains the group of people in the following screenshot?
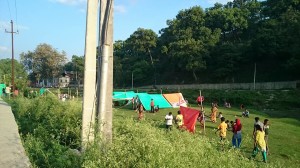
[215,115,270,163]
[136,96,270,163]
[132,97,159,114]
[1,86,19,97]
[164,111,184,131]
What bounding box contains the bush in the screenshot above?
[10,96,82,168]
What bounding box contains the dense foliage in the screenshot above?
[10,96,82,168]
[20,43,67,84]
[0,58,28,89]
[113,0,300,87]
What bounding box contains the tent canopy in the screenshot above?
[0,84,6,96]
[163,93,187,108]
[113,91,137,101]
[136,93,172,111]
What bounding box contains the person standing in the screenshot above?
[251,125,267,163]
[165,112,173,131]
[138,104,144,121]
[253,117,264,148]
[196,95,202,106]
[210,103,218,123]
[232,119,242,148]
[175,111,184,129]
[150,99,155,113]
[131,97,135,110]
[253,117,264,136]
[263,119,270,155]
[215,117,227,149]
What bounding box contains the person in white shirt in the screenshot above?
[165,112,173,131]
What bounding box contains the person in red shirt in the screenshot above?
[196,96,202,106]
[150,99,155,113]
[232,118,242,148]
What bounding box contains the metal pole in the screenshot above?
[131,72,133,90]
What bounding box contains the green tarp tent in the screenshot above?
[113,91,137,101]
[137,93,172,111]
[0,84,6,96]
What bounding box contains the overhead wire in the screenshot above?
[14,0,19,31]
[6,0,12,20]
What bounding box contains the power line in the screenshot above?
[14,0,19,31]
[6,0,12,20]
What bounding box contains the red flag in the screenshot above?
[180,106,200,133]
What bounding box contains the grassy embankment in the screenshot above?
[8,89,300,168]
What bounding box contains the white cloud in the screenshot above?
[115,5,127,13]
[207,0,233,5]
[0,46,8,52]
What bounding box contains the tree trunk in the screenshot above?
[193,70,198,82]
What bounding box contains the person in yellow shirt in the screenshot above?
[215,117,227,150]
[251,124,267,163]
[175,111,184,129]
[215,117,227,140]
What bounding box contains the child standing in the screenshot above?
[251,124,267,163]
[215,117,227,149]
[263,119,270,155]
[137,104,144,121]
[150,99,155,113]
[218,112,223,119]
[175,111,184,129]
[232,119,242,148]
[165,112,173,131]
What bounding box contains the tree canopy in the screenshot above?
[20,43,67,84]
[0,58,28,89]
[113,0,300,87]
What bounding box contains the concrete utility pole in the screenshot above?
[81,0,98,150]
[5,20,18,93]
[96,0,113,143]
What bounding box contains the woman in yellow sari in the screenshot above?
[211,104,218,123]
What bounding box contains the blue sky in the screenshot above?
[0,0,232,61]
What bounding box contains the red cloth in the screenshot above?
[233,119,242,133]
[180,106,200,133]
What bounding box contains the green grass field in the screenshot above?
[111,104,300,167]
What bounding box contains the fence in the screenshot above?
[152,81,298,90]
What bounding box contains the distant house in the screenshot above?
[52,72,72,88]
[58,76,70,87]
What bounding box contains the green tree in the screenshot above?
[0,58,28,90]
[20,43,67,85]
[113,28,158,87]
[64,55,84,85]
[159,6,221,82]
